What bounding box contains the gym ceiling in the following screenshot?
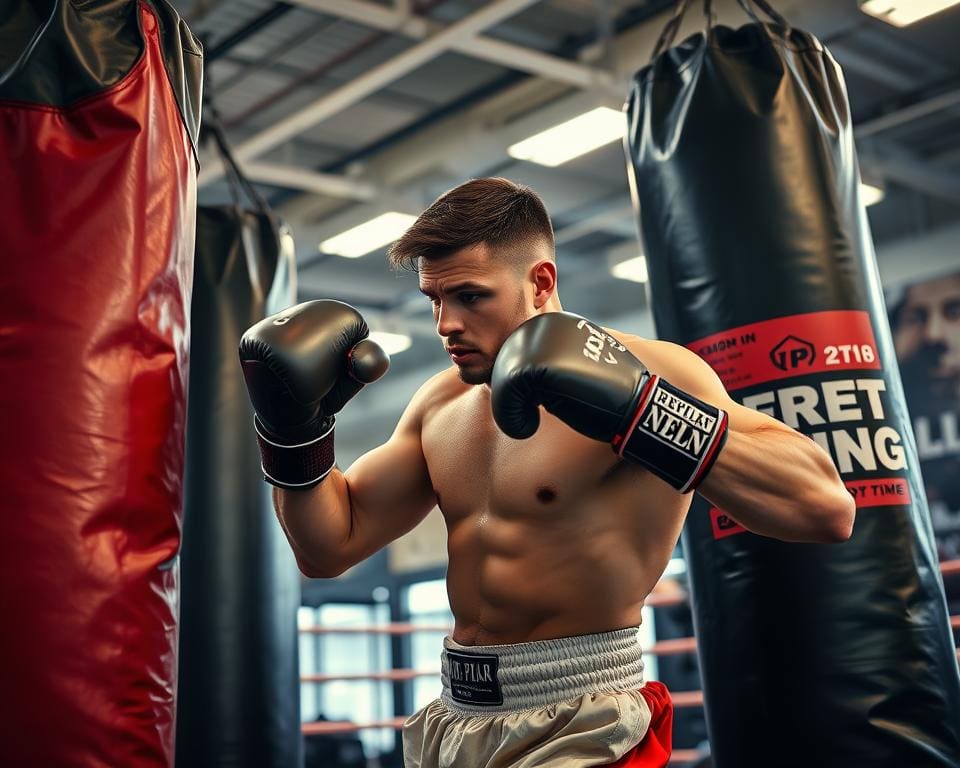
[178,0,960,405]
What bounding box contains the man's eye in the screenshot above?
[943,300,960,322]
[903,307,928,327]
[460,293,481,305]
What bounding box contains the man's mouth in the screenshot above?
[447,346,480,363]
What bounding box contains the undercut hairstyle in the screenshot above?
[387,177,555,272]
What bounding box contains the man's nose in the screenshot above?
[924,310,947,345]
[436,303,464,337]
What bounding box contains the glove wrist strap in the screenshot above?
[617,376,729,493]
[254,416,336,490]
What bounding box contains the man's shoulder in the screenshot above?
[406,366,469,419]
[602,327,665,357]
[422,365,468,397]
[602,328,715,382]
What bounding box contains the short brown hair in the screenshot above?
[387,177,554,271]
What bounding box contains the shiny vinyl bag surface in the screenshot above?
[625,4,960,766]
[177,203,302,768]
[0,2,201,765]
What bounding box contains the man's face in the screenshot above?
[893,274,960,388]
[418,243,534,385]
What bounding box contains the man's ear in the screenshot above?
[531,260,557,309]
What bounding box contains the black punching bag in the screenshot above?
[624,1,960,765]
[176,124,302,767]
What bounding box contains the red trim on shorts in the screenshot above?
[603,681,673,768]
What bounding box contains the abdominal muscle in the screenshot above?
[445,512,656,645]
[421,374,691,647]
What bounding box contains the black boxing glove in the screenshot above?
[491,312,728,493]
[238,300,389,490]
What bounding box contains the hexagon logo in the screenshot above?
[770,335,816,371]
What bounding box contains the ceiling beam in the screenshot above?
[855,85,960,139]
[292,0,614,90]
[861,140,960,205]
[199,0,546,187]
[297,0,431,35]
[828,41,917,91]
[258,0,960,237]
[244,161,379,199]
[256,0,865,202]
[554,202,636,244]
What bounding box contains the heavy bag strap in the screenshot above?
[650,0,699,62]
[200,55,273,221]
[649,0,791,63]
[202,103,283,302]
[0,0,59,89]
[736,0,790,32]
[205,116,275,223]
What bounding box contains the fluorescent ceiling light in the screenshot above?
[368,330,412,355]
[859,0,960,26]
[861,182,885,207]
[320,212,417,258]
[508,107,625,167]
[611,255,648,283]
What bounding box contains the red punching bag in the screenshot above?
[0,2,201,765]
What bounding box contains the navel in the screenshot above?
[536,486,557,504]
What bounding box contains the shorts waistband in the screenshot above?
[440,627,644,715]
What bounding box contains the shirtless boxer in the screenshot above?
[238,177,855,768]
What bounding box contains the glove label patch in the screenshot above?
[446,650,503,706]
[641,381,719,459]
[578,319,626,365]
[621,376,728,491]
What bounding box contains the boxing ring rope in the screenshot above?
[303,669,440,684]
[300,590,689,636]
[302,623,453,635]
[303,717,408,735]
[301,561,960,762]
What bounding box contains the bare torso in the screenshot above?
[419,367,693,646]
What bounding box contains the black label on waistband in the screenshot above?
[447,650,503,706]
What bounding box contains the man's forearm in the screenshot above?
[697,424,855,543]
[272,470,356,577]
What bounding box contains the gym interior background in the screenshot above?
[187,0,960,764]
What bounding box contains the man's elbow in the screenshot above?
[811,489,856,543]
[297,555,349,580]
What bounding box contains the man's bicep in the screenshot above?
[342,422,437,561]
